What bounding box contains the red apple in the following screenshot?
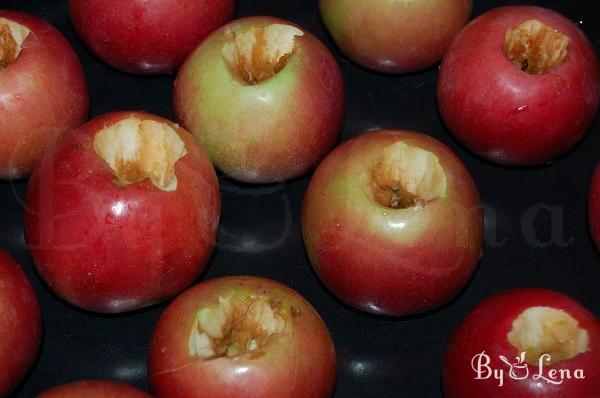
[438,6,600,166]
[68,0,235,75]
[443,289,600,398]
[0,10,89,179]
[174,16,345,183]
[319,0,472,73]
[37,380,152,398]
[24,111,220,313]
[302,130,483,316]
[590,165,600,249]
[0,249,42,396]
[148,276,336,398]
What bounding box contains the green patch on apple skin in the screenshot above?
[319,0,346,41]
[308,167,435,247]
[303,132,477,249]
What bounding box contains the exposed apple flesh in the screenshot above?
[188,293,285,359]
[371,141,447,209]
[503,19,569,74]
[93,118,187,191]
[222,24,304,84]
[0,18,29,67]
[507,306,589,365]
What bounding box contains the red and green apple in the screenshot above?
[174,16,345,183]
[0,249,42,396]
[438,6,600,166]
[37,380,152,398]
[69,0,235,75]
[25,111,220,313]
[319,0,472,73]
[0,10,88,179]
[148,276,337,398]
[444,289,600,398]
[302,130,483,316]
[590,165,600,249]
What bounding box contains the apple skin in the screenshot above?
[174,16,345,183]
[590,165,600,249]
[37,380,153,398]
[148,276,337,398]
[0,10,89,179]
[443,289,600,398]
[24,111,221,313]
[302,130,483,316]
[319,0,472,73]
[0,249,42,397]
[68,0,235,75]
[438,6,600,166]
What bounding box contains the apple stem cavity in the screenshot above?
[503,19,569,75]
[222,23,304,85]
[371,141,447,209]
[93,117,187,192]
[0,18,30,68]
[188,294,286,360]
[507,306,589,366]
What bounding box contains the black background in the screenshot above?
[1,0,599,397]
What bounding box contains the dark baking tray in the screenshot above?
[1,0,599,397]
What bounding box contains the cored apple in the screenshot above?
[174,16,345,183]
[590,165,600,249]
[438,6,600,166]
[24,111,220,313]
[302,130,483,316]
[148,276,336,398]
[319,0,472,73]
[443,289,600,398]
[0,10,88,179]
[37,380,152,397]
[0,249,42,397]
[68,0,235,74]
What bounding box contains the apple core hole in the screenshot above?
[507,306,589,366]
[93,117,187,192]
[503,19,569,75]
[0,18,30,68]
[371,142,447,209]
[188,294,286,360]
[222,23,304,85]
